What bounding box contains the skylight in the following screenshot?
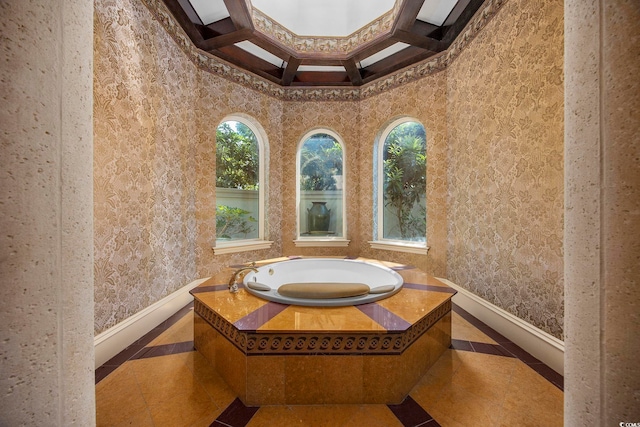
[188,0,228,25]
[417,0,460,26]
[251,0,395,37]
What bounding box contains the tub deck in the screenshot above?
[191,257,456,406]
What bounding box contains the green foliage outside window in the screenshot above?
[216,205,256,239]
[215,121,259,240]
[300,134,343,191]
[383,122,427,241]
[216,121,259,190]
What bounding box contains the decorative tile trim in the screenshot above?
[193,298,451,356]
[141,0,509,101]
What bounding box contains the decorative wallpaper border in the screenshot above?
[250,1,401,56]
[193,298,451,356]
[142,0,507,101]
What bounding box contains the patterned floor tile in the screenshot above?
[95,302,563,427]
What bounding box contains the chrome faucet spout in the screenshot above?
[228,265,258,293]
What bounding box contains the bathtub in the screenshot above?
[242,258,403,306]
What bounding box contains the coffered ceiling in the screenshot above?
[162,0,485,87]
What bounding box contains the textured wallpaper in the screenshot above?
[94,0,564,339]
[93,0,283,334]
[94,0,199,333]
[446,0,564,339]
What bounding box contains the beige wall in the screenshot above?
[446,0,565,339]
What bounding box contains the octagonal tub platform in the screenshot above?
[191,257,456,406]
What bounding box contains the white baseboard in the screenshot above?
[94,277,209,369]
[437,278,564,375]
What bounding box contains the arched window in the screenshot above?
[372,118,427,251]
[215,116,271,252]
[295,130,347,245]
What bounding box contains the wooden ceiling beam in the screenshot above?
[201,28,254,51]
[411,20,441,38]
[300,58,344,67]
[352,38,398,64]
[204,17,236,36]
[250,34,293,63]
[292,72,351,85]
[393,0,426,31]
[441,0,485,45]
[392,29,445,53]
[162,0,488,87]
[161,0,205,46]
[341,59,363,86]
[282,57,302,86]
[223,0,254,30]
[214,45,282,82]
[360,46,431,79]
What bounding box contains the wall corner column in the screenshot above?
[564,0,640,425]
[0,0,95,425]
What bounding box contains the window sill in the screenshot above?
[213,240,274,255]
[294,238,350,248]
[368,240,429,255]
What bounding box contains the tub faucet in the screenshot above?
[228,264,258,293]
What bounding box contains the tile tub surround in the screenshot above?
[191,258,455,405]
[95,297,564,426]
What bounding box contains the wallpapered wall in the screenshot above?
[94,0,564,340]
[446,0,564,339]
[94,0,198,332]
[93,0,284,334]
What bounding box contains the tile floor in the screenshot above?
[95,303,563,426]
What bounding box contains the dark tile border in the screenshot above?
[357,302,412,331]
[388,395,440,427]
[452,304,564,390]
[391,264,417,271]
[95,302,194,384]
[451,339,515,357]
[211,398,259,427]
[131,341,195,360]
[403,283,457,294]
[233,301,289,330]
[191,284,228,294]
